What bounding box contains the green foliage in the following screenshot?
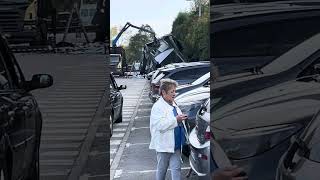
[125,25,155,65]
[171,2,209,61]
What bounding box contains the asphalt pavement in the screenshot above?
[15,52,109,180]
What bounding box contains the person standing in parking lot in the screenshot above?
[149,79,188,180]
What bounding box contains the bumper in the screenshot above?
[188,128,210,176]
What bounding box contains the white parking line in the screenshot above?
[110,149,117,154]
[110,140,122,145]
[113,128,127,132]
[131,127,149,131]
[125,143,149,147]
[111,133,125,138]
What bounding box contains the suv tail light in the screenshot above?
[198,154,208,160]
[204,126,212,140]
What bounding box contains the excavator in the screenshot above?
[110,22,157,76]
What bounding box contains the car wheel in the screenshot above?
[110,114,113,137]
[26,142,40,180]
[115,104,123,123]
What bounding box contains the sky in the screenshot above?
[110,0,193,45]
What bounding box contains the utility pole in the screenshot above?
[186,0,202,17]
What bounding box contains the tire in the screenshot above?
[115,104,123,123]
[26,143,40,180]
[26,113,41,180]
[0,160,9,180]
[1,150,11,180]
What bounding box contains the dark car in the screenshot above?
[176,85,209,131]
[176,72,210,97]
[109,73,126,136]
[276,109,320,180]
[211,74,320,180]
[0,35,53,180]
[211,1,320,75]
[149,61,209,102]
[213,32,320,110]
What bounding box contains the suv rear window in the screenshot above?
[212,17,320,58]
[170,66,209,80]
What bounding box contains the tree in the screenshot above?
[171,1,209,61]
[125,24,155,65]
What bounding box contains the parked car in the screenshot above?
[211,1,320,75]
[176,72,210,97]
[276,109,320,180]
[149,62,209,102]
[188,98,211,178]
[109,73,126,136]
[213,32,320,110]
[0,35,53,180]
[212,74,320,180]
[176,85,210,131]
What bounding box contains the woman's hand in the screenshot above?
[176,114,188,123]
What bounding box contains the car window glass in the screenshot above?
[10,57,24,88]
[270,17,320,56]
[170,67,209,80]
[261,34,320,74]
[0,39,23,89]
[0,53,11,90]
[191,72,210,85]
[212,22,273,57]
[212,16,320,59]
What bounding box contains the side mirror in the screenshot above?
[118,85,127,90]
[27,74,53,91]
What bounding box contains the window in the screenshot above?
[170,67,209,80]
[0,40,24,89]
[212,22,274,58]
[212,16,320,58]
[81,9,88,17]
[0,53,11,91]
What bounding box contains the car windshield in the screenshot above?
[110,55,120,66]
[191,72,210,85]
[261,33,320,74]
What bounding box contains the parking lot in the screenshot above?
[110,77,199,180]
[15,53,109,180]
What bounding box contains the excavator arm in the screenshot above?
[112,22,156,47]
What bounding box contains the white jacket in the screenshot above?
[149,97,183,153]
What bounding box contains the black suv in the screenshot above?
[0,35,53,180]
[211,1,320,75]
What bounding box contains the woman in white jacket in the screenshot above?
[149,78,188,180]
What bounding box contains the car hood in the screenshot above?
[175,86,210,104]
[212,80,320,132]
